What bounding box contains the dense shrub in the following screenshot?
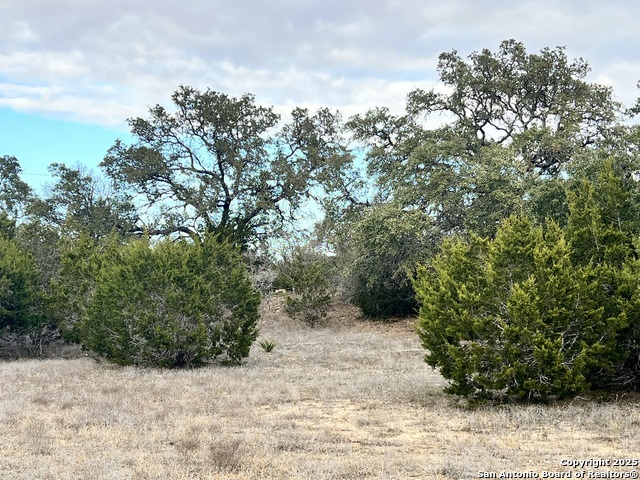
[0,235,42,332]
[414,216,628,401]
[415,162,640,401]
[563,168,640,390]
[344,205,435,318]
[616,253,640,389]
[277,247,335,327]
[0,229,58,358]
[77,234,260,367]
[50,233,104,343]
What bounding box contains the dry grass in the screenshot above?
[1,296,638,479]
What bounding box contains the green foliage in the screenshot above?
[258,339,277,353]
[27,163,137,241]
[415,159,640,400]
[0,155,32,219]
[14,220,62,309]
[415,215,628,401]
[564,160,640,388]
[0,213,16,240]
[0,235,42,332]
[525,177,570,227]
[278,247,335,327]
[51,233,107,342]
[335,41,632,342]
[615,250,640,389]
[73,234,260,367]
[102,86,353,246]
[344,204,435,318]
[408,39,619,173]
[346,40,621,242]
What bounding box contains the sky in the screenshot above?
[1,0,640,193]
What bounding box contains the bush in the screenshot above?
[414,216,628,402]
[614,255,640,389]
[344,205,435,318]
[78,234,260,367]
[0,235,42,332]
[0,325,61,359]
[50,233,105,343]
[0,232,57,358]
[414,161,640,401]
[277,246,335,327]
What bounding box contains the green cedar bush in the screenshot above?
[415,160,640,401]
[0,218,67,358]
[50,232,106,343]
[0,235,42,332]
[565,162,640,389]
[278,247,335,327]
[616,251,640,389]
[414,216,627,401]
[78,234,260,367]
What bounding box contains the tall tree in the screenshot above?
[102,86,353,246]
[407,39,620,174]
[348,40,622,238]
[0,155,32,220]
[28,163,137,241]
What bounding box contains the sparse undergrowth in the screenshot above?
[0,299,638,480]
[258,339,277,352]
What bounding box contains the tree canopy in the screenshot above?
[27,163,138,240]
[346,40,623,238]
[102,86,354,246]
[0,155,32,220]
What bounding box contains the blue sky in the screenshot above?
[2,0,640,195]
[1,108,131,192]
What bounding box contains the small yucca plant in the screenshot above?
[258,339,277,353]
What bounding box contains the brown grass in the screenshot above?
[0,296,638,479]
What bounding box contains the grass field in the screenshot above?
[1,296,638,479]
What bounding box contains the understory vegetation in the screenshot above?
[2,39,640,401]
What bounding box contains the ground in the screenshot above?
[0,297,638,479]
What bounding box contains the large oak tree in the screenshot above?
[347,40,623,237]
[102,86,353,246]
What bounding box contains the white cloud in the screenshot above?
[1,0,639,126]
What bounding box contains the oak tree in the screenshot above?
[348,40,622,237]
[102,86,353,246]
